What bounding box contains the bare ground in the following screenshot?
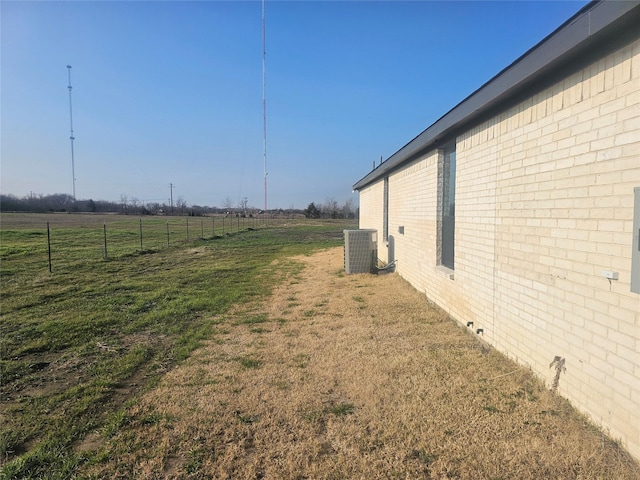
[82,247,640,479]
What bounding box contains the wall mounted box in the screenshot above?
[631,187,640,294]
[601,270,619,280]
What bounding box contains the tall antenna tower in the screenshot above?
[67,65,76,200]
[262,0,268,212]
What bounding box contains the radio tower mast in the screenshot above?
[262,0,268,212]
[67,65,76,201]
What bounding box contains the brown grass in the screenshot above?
[80,247,640,479]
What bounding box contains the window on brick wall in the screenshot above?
[439,143,456,269]
[383,176,389,242]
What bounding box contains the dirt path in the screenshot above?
[84,247,640,479]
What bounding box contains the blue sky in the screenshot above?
[1,0,588,210]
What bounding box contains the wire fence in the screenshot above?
[1,213,302,274]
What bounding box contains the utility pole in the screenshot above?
[67,65,76,201]
[169,183,174,215]
[262,0,268,212]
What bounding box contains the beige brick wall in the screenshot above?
[358,181,385,262]
[358,38,640,459]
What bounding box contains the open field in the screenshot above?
[0,212,297,272]
[2,214,639,478]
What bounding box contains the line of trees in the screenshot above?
[0,193,213,216]
[303,198,357,219]
[0,193,358,219]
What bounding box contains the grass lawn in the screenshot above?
[0,213,353,478]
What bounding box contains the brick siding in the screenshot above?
[358,38,640,459]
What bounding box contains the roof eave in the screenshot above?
[353,0,640,191]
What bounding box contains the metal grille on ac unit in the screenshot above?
[343,229,377,274]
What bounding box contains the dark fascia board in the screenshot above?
[353,0,640,191]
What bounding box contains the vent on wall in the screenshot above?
[344,229,377,274]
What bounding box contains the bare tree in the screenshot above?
[239,197,249,216]
[342,198,355,219]
[130,197,140,214]
[176,196,187,215]
[222,196,234,213]
[323,198,339,219]
[120,194,128,214]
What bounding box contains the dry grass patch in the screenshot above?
[80,247,640,479]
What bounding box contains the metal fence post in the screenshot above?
[103,223,108,260]
[47,222,52,273]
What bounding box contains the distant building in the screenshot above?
[354,0,640,460]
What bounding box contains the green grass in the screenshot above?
[325,402,355,416]
[0,214,354,478]
[238,357,262,369]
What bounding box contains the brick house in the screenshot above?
[353,1,640,460]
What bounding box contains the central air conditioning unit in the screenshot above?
[344,229,377,274]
